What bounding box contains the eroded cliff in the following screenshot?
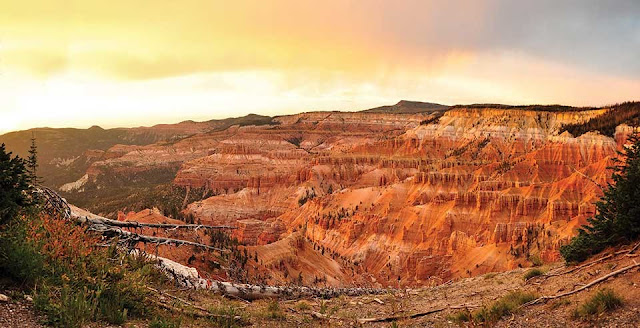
[52,105,637,287]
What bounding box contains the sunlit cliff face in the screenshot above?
[1,0,639,133]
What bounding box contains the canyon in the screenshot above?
[4,101,638,288]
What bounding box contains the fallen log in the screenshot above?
[543,253,614,278]
[85,223,230,253]
[41,188,385,301]
[357,307,447,323]
[86,217,236,230]
[68,205,230,254]
[356,302,482,323]
[627,241,640,255]
[139,251,384,300]
[524,261,640,306]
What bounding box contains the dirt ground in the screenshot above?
[0,292,43,328]
[1,245,639,327]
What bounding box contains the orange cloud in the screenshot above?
[0,0,638,133]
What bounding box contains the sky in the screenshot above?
[1,0,639,133]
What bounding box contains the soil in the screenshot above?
[1,245,638,327]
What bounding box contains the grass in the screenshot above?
[450,291,538,325]
[149,317,181,328]
[262,300,286,320]
[447,309,471,324]
[483,272,497,280]
[573,288,623,320]
[319,300,328,314]
[528,254,543,266]
[295,300,311,311]
[209,302,244,328]
[549,299,571,310]
[523,268,545,281]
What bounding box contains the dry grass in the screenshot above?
[572,288,623,320]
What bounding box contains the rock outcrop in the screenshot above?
[53,106,634,287]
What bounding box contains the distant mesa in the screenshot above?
[362,100,450,114]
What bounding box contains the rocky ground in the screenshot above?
[3,244,637,327]
[0,286,43,328]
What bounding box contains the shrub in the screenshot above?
[550,299,571,310]
[265,300,286,320]
[573,288,623,320]
[561,134,640,262]
[483,272,497,280]
[447,309,471,323]
[210,302,243,328]
[2,214,153,327]
[295,301,311,311]
[529,254,543,266]
[149,317,181,328]
[0,143,162,327]
[471,291,538,324]
[297,189,316,207]
[523,268,544,281]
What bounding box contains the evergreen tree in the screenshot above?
[27,134,39,185]
[0,143,32,224]
[561,133,640,262]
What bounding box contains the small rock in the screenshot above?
[0,294,9,302]
[24,295,33,302]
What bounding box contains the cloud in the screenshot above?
[0,0,638,124]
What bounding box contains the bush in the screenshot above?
[0,214,45,284]
[447,309,471,323]
[265,300,286,320]
[561,134,640,262]
[149,317,181,328]
[295,301,311,311]
[471,291,538,324]
[573,288,623,319]
[528,254,543,266]
[209,302,243,328]
[523,268,544,281]
[2,214,153,327]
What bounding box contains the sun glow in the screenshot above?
[0,0,639,133]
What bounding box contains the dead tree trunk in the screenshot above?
[37,187,384,301]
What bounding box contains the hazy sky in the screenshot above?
[1,0,639,133]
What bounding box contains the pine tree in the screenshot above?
[0,144,32,224]
[27,134,39,185]
[560,133,640,262]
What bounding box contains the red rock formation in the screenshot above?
[62,107,634,287]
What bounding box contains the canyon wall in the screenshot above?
[55,107,628,287]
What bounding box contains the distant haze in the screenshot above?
[1,0,639,133]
